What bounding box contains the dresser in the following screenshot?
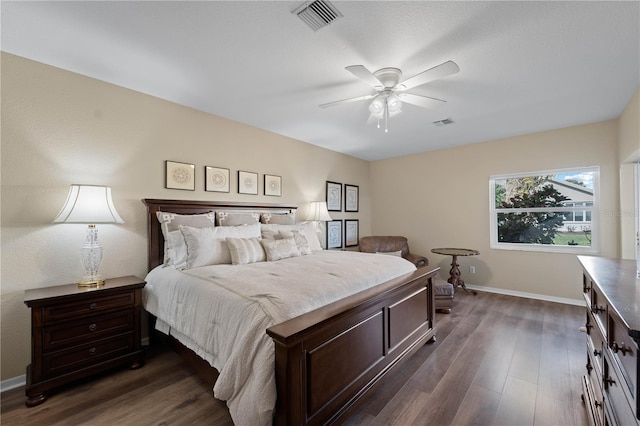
[24,276,145,407]
[579,256,640,426]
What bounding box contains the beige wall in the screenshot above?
[618,88,639,258]
[0,53,370,380]
[371,121,621,302]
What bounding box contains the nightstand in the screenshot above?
[24,275,146,407]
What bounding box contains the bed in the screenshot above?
[142,199,438,425]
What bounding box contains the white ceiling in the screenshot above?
[2,1,639,161]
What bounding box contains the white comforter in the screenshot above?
[143,250,416,426]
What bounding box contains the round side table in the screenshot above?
[431,248,479,294]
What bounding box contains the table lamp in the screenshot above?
[53,184,124,287]
[296,201,332,245]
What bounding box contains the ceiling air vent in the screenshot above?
[433,118,455,126]
[293,0,343,32]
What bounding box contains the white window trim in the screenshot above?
[489,166,600,254]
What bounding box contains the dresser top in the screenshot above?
[24,275,145,304]
[578,256,640,340]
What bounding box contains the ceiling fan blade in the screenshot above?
[398,93,446,109]
[319,94,376,108]
[345,65,385,90]
[397,60,460,91]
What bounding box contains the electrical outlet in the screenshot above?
[469,266,476,274]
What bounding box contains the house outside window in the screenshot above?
[490,166,599,253]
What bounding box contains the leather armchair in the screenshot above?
[358,236,428,267]
[358,236,454,313]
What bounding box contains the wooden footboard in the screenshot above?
[267,266,438,425]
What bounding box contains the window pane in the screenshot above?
[490,166,598,253]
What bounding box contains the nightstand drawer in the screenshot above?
[43,291,135,323]
[42,333,134,378]
[44,311,134,351]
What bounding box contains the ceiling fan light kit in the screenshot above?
[321,61,460,133]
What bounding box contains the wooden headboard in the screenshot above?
[142,199,297,271]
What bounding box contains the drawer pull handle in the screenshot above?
[89,347,97,355]
[88,323,97,332]
[584,286,591,291]
[604,376,616,387]
[89,303,97,309]
[612,341,630,356]
[593,349,601,357]
[595,400,603,408]
[591,305,605,314]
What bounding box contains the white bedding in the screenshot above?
[143,250,417,426]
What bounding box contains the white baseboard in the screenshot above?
[1,374,26,393]
[465,284,583,306]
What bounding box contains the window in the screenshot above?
[490,166,599,253]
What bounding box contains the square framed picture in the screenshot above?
[165,160,195,191]
[345,219,359,247]
[326,181,342,212]
[205,166,230,193]
[238,171,258,195]
[326,220,343,249]
[264,174,282,197]
[345,184,359,212]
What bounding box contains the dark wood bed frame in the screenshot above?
[143,199,438,425]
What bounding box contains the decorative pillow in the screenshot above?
[216,211,260,226]
[377,250,403,257]
[291,230,312,255]
[156,211,216,265]
[226,238,266,265]
[261,238,302,261]
[261,223,322,252]
[179,223,261,269]
[260,213,295,225]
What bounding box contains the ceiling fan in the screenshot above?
[320,60,460,132]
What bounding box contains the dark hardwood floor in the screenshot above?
[1,291,588,425]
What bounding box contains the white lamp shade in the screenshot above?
[296,201,332,222]
[53,185,124,224]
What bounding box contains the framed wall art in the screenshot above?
[326,181,342,211]
[345,219,359,247]
[205,166,230,193]
[345,184,359,212]
[264,174,282,197]
[165,160,195,191]
[326,220,343,249]
[238,171,258,195]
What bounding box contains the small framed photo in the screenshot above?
[205,166,230,193]
[345,219,359,247]
[326,220,343,249]
[326,181,342,211]
[345,184,359,212]
[165,160,195,191]
[264,174,282,197]
[238,171,258,195]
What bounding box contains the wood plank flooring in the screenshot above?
[1,291,588,425]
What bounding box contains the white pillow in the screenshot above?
[226,238,266,265]
[166,230,188,269]
[179,223,261,269]
[156,211,216,266]
[261,223,322,252]
[261,238,302,261]
[291,230,312,255]
[216,211,260,226]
